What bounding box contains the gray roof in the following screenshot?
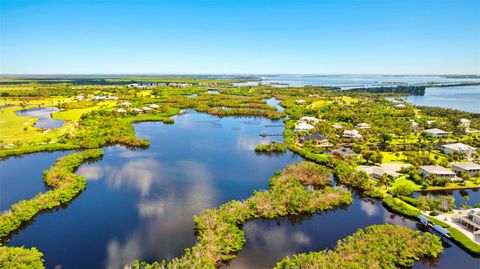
[330,147,358,157]
[451,162,480,171]
[423,128,448,134]
[358,166,400,178]
[300,133,327,142]
[420,165,455,175]
[442,143,476,151]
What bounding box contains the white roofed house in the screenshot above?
[332,124,344,129]
[132,108,143,113]
[441,143,477,159]
[142,107,152,112]
[451,162,480,177]
[395,104,406,109]
[410,120,419,131]
[295,99,306,105]
[420,165,456,180]
[118,101,132,107]
[149,104,160,109]
[355,123,371,129]
[299,116,320,124]
[115,108,127,113]
[295,122,314,131]
[342,129,362,139]
[357,166,400,179]
[460,118,471,129]
[423,128,449,138]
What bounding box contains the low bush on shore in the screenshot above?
[0,143,79,159]
[382,196,421,217]
[274,224,443,268]
[254,142,287,153]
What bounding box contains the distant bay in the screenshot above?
[235,75,480,113]
[403,85,480,113]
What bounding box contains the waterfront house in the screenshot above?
[441,143,477,159]
[330,147,358,159]
[423,128,449,138]
[342,129,362,139]
[450,162,480,176]
[420,165,456,179]
[299,133,331,147]
[357,166,400,179]
[355,123,371,129]
[453,209,480,241]
[295,122,314,131]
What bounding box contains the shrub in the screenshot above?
[429,210,440,216]
[274,224,443,268]
[254,142,287,153]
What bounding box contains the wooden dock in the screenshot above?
[260,132,283,137]
[264,124,285,127]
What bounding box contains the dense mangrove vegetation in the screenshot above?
[0,149,104,239]
[0,246,44,269]
[254,142,287,153]
[274,224,443,269]
[133,161,352,268]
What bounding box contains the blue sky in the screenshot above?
[1,0,479,74]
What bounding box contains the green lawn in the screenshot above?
[381,151,408,163]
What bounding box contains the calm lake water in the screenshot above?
[0,151,73,212]
[404,85,480,113]
[16,107,65,128]
[3,110,479,268]
[228,193,479,269]
[413,189,480,208]
[5,111,300,268]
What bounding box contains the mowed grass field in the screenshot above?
[0,98,116,144]
[0,105,72,144]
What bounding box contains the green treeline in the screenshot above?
[346,86,426,96]
[275,224,442,268]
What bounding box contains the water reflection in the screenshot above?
[413,189,480,208]
[0,151,73,211]
[228,193,478,269]
[7,111,300,269]
[15,107,64,128]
